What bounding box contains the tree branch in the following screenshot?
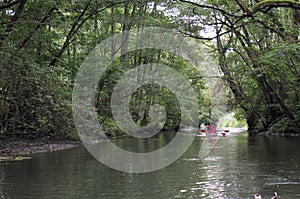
[0,0,27,44]
[49,0,92,67]
[180,0,300,18]
[251,0,300,14]
[0,0,20,11]
[19,5,57,48]
[49,0,125,67]
[179,0,239,17]
[235,0,251,15]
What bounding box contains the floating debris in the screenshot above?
[0,156,32,162]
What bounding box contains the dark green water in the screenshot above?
[1,132,300,199]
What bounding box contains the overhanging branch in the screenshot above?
[179,0,239,17]
[251,0,300,14]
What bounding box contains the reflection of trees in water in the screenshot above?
[195,135,262,198]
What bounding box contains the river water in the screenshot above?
[0,132,299,199]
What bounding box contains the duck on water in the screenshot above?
[226,192,280,199]
[254,192,280,199]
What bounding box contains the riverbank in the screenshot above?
[248,130,300,137]
[0,139,82,158]
[259,131,300,137]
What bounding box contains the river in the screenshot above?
[1,132,299,199]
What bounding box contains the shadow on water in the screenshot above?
[0,131,300,198]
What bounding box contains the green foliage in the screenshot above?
[96,49,208,132]
[218,112,248,128]
[269,117,299,134]
[0,0,209,140]
[1,0,299,141]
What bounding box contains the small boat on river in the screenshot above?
[218,129,230,137]
[180,126,196,132]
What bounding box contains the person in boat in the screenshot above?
[206,124,216,133]
[200,123,206,132]
[210,125,216,133]
[207,124,211,132]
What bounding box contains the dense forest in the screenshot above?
[0,0,299,141]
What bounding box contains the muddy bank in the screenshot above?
[0,139,82,158]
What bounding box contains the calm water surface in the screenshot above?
[1,132,300,199]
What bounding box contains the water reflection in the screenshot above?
[0,132,299,198]
[173,133,300,199]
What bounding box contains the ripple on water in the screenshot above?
[203,156,224,161]
[183,158,200,161]
[265,182,300,185]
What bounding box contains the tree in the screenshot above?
[175,0,300,133]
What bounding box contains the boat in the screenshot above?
[180,126,196,132]
[197,132,206,137]
[218,129,230,137]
